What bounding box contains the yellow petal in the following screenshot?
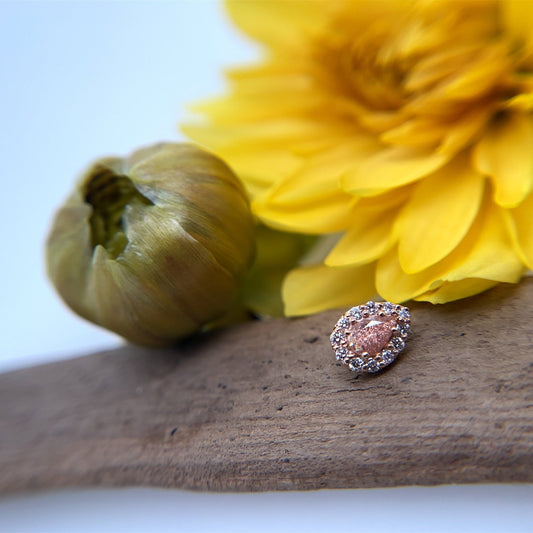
[254,191,355,234]
[225,61,306,83]
[508,191,533,269]
[253,140,381,233]
[222,146,302,198]
[376,247,438,303]
[500,0,533,51]
[414,278,499,304]
[182,120,309,197]
[226,68,312,95]
[376,240,473,303]
[472,113,533,208]
[283,262,376,316]
[404,92,473,117]
[326,210,397,267]
[341,146,448,196]
[356,109,408,134]
[325,186,412,260]
[225,0,328,52]
[442,202,524,283]
[503,93,533,111]
[437,105,493,156]
[441,43,512,100]
[189,90,324,124]
[405,44,482,93]
[405,44,512,115]
[381,106,491,156]
[182,119,354,199]
[266,138,373,203]
[182,118,328,149]
[380,118,445,149]
[396,154,485,274]
[377,198,524,303]
[349,184,413,212]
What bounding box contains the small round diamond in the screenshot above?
[365,359,379,373]
[391,336,405,351]
[349,358,364,372]
[398,307,410,320]
[382,302,394,315]
[365,301,376,311]
[347,306,362,319]
[335,346,348,360]
[337,316,349,329]
[381,349,395,364]
[330,330,344,344]
[397,322,410,336]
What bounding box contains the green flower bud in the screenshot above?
[46,143,255,346]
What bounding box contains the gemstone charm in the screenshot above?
[330,301,411,375]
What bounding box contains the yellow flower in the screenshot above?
[183,0,533,316]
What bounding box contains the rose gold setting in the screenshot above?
[330,301,411,375]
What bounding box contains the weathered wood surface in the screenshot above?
[1,281,532,494]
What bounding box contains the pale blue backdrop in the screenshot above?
[0,2,531,532]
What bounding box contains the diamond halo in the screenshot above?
[330,301,411,375]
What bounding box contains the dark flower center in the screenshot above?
[84,165,153,258]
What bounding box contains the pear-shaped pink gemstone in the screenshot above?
[346,315,397,357]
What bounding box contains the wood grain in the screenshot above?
[1,280,532,494]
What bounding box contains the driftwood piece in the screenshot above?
[1,281,532,494]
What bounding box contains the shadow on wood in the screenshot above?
[1,280,532,493]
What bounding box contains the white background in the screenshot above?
[0,2,531,531]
